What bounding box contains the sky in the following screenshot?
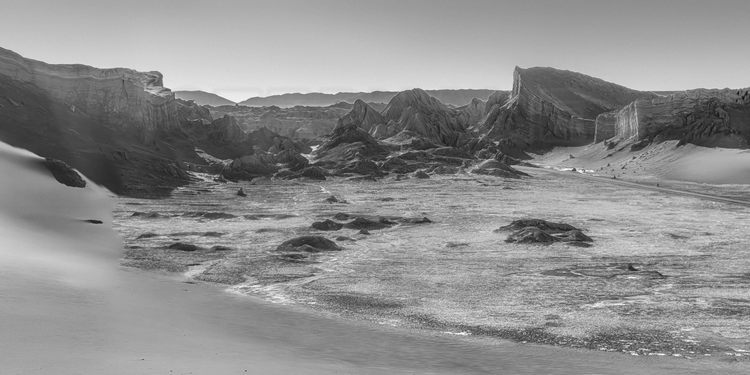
[1,0,749,102]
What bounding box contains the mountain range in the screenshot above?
[2,45,749,197]
[175,89,498,108]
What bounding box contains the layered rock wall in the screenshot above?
[595,89,750,147]
[0,47,179,140]
[480,67,653,149]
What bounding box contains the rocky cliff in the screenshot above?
[0,47,179,142]
[480,67,654,150]
[595,88,750,148]
[0,47,310,195]
[376,89,470,146]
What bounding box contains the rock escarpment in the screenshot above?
[0,47,309,195]
[594,88,750,148]
[480,67,654,151]
[0,47,179,142]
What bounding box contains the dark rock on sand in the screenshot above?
[325,195,347,204]
[358,229,371,235]
[312,219,344,231]
[237,187,247,197]
[333,213,352,221]
[137,232,159,239]
[555,229,593,242]
[413,170,430,179]
[336,236,356,242]
[275,236,342,253]
[343,217,395,230]
[131,211,164,219]
[83,219,103,224]
[168,242,199,251]
[210,245,233,251]
[400,217,432,224]
[500,219,593,245]
[183,211,236,220]
[41,157,86,188]
[505,227,558,244]
[496,219,580,234]
[471,159,528,179]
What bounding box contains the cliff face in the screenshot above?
[480,67,653,150]
[595,88,750,147]
[0,47,179,141]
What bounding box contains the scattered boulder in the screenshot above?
[499,219,593,245]
[412,170,430,179]
[400,217,432,224]
[210,245,233,251]
[496,219,580,234]
[335,236,356,242]
[333,212,352,221]
[312,219,344,231]
[325,195,347,204]
[505,227,558,244]
[168,242,199,251]
[358,229,371,235]
[471,159,528,178]
[237,187,247,197]
[183,211,236,220]
[275,236,342,253]
[41,157,86,188]
[83,219,103,224]
[131,211,163,219]
[343,217,395,230]
[136,232,159,239]
[555,229,593,242]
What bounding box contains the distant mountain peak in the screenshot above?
[174,90,236,107]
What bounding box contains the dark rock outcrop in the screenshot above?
[41,158,86,188]
[470,159,528,178]
[275,236,342,253]
[168,242,199,251]
[311,219,344,231]
[496,219,580,234]
[498,219,593,246]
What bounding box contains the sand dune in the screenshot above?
[533,140,750,185]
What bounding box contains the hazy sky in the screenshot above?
[1,0,749,101]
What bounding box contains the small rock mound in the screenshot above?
[505,227,558,244]
[471,159,528,178]
[496,219,579,234]
[311,219,344,231]
[275,236,342,253]
[343,217,395,230]
[42,158,86,188]
[168,242,199,251]
[237,187,247,197]
[498,219,593,246]
[412,170,430,179]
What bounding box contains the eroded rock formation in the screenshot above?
[595,88,750,148]
[0,47,179,142]
[479,67,654,150]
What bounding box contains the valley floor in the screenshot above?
[115,164,750,370]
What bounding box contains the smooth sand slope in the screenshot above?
[533,140,750,185]
[1,140,747,374]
